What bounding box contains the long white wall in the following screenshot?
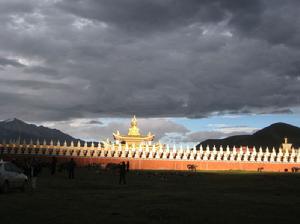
[1,140,300,163]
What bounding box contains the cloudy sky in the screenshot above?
[0,0,300,144]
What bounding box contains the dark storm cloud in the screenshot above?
[0,79,70,90]
[261,108,293,115]
[229,0,300,47]
[0,0,299,122]
[0,57,25,68]
[86,120,103,125]
[0,0,35,15]
[57,0,230,33]
[24,66,59,77]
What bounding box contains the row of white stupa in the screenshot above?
[1,139,300,163]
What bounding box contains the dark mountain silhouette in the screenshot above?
[0,118,82,145]
[198,122,300,150]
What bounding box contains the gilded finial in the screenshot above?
[131,115,137,127]
[128,115,140,136]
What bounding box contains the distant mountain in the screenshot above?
[198,122,300,150]
[0,118,81,145]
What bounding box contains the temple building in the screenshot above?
[113,116,155,146]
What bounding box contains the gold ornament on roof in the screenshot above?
[128,115,140,136]
[282,137,293,153]
[112,115,155,146]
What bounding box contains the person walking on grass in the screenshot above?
[30,158,41,192]
[119,161,127,184]
[67,158,76,179]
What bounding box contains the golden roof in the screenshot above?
[113,116,154,144]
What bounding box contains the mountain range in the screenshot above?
[0,118,80,145]
[198,122,300,150]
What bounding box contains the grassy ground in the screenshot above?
[1,168,299,224]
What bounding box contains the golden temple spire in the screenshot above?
[128,115,140,136]
[112,115,154,146]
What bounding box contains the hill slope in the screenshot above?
[0,118,80,144]
[198,122,300,149]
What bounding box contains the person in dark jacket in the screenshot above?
[119,161,126,184]
[30,159,41,192]
[23,159,31,178]
[68,158,76,179]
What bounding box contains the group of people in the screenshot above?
[119,161,130,184]
[50,158,130,185]
[22,158,42,192]
[12,157,130,192]
[50,157,76,179]
[17,157,77,192]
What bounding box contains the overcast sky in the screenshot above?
[0,0,300,143]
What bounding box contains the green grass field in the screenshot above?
[1,168,299,224]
